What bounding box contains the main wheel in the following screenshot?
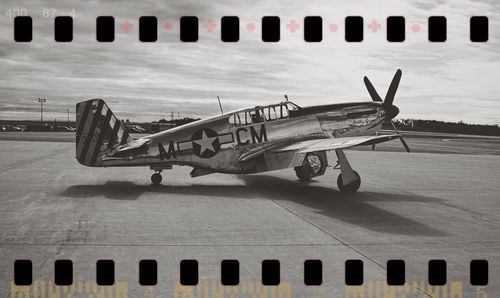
[295,153,327,181]
[151,173,162,185]
[295,166,313,181]
[337,171,361,193]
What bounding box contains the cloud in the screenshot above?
[0,0,498,124]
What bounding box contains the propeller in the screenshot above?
[365,69,410,153]
[390,120,410,153]
[384,69,402,107]
[363,76,383,102]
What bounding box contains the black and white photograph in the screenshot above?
[0,0,499,297]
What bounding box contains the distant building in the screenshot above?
[150,122,175,133]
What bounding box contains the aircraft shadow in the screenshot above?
[239,175,448,237]
[60,181,259,201]
[60,175,448,237]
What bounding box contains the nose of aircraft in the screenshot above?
[384,104,399,121]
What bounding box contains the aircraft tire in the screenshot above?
[337,171,361,193]
[294,152,327,181]
[151,173,162,185]
[294,166,313,181]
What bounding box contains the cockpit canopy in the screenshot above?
[228,101,301,126]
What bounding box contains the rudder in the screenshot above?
[76,99,131,166]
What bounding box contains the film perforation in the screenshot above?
[54,16,72,42]
[13,16,32,42]
[470,16,488,42]
[96,16,115,42]
[139,259,158,286]
[221,16,239,42]
[345,16,364,42]
[13,260,32,286]
[180,16,198,42]
[54,259,73,286]
[96,259,115,286]
[428,259,447,286]
[345,259,363,285]
[180,259,199,286]
[304,260,322,286]
[11,15,492,43]
[428,16,447,42]
[12,258,492,287]
[387,259,405,286]
[304,16,323,42]
[387,16,405,42]
[470,260,488,286]
[262,16,280,42]
[139,16,158,42]
[262,259,280,286]
[221,259,240,286]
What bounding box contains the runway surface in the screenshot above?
[0,133,499,297]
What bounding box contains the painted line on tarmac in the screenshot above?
[410,142,500,153]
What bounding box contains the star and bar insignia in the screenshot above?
[177,128,234,158]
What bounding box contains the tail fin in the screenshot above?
[76,99,131,167]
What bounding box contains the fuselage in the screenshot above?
[100,101,387,174]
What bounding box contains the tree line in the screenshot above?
[384,119,500,136]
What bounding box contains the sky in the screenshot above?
[0,0,499,124]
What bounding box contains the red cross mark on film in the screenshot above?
[121,19,133,32]
[287,20,299,33]
[204,20,216,32]
[412,23,421,33]
[246,22,255,32]
[163,22,173,31]
[368,20,381,32]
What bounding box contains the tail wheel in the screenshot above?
[337,171,361,193]
[294,152,327,181]
[151,173,162,185]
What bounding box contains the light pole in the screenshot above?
[66,108,70,125]
[37,98,46,123]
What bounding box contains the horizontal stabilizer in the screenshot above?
[190,168,214,178]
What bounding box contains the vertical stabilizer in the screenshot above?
[75,99,131,166]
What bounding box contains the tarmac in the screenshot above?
[0,132,499,297]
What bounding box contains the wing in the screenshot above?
[273,135,402,154]
[237,134,402,162]
[275,135,402,153]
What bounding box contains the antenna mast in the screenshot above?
[217,96,224,115]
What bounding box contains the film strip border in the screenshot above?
[13,259,489,287]
[13,16,489,43]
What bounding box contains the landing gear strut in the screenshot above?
[150,165,172,185]
[335,149,361,193]
[151,171,162,185]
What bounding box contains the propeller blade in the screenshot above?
[372,130,378,150]
[384,69,402,106]
[400,136,411,153]
[390,120,400,134]
[363,76,383,102]
[390,121,410,153]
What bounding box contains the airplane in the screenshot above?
[75,69,409,193]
